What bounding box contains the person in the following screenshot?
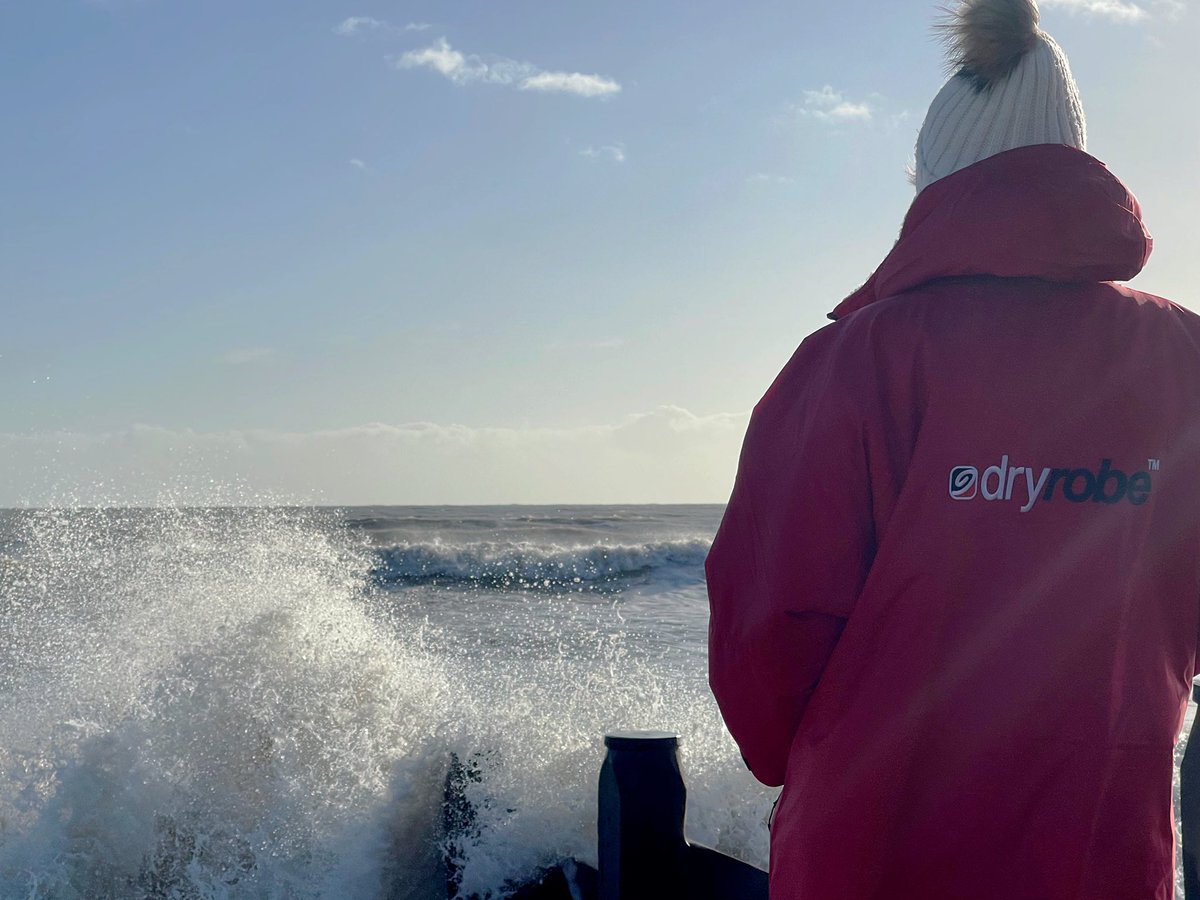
[705,1,1200,897]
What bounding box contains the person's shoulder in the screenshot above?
[1112,283,1200,319]
[780,315,868,377]
[1105,284,1200,359]
[755,314,882,416]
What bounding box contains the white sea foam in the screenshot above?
[0,508,458,898]
[0,507,772,899]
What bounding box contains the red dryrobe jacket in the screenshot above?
[707,145,1200,899]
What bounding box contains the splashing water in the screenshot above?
[0,507,773,899]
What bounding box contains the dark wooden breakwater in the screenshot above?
[443,732,767,900]
[598,732,767,900]
[446,695,1200,900]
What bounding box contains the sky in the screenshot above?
[2,0,1198,506]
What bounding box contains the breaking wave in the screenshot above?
[0,508,770,900]
[371,539,711,592]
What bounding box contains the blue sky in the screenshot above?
[2,0,1197,505]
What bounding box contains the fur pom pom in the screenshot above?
[939,0,1041,89]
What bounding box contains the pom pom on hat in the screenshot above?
[914,0,1087,193]
[943,0,1041,87]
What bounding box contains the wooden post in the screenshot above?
[597,731,768,900]
[1182,679,1200,899]
[598,732,688,900]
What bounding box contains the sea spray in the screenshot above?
[0,507,459,898]
[0,506,773,899]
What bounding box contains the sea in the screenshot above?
[1,505,1194,899]
[0,505,774,899]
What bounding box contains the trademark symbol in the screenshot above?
[1149,459,1162,471]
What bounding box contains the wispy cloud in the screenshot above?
[333,16,430,37]
[349,158,367,171]
[521,72,621,97]
[395,38,621,98]
[799,86,873,123]
[747,173,797,187]
[1041,0,1147,20]
[1041,0,1186,21]
[395,38,502,84]
[220,347,277,366]
[580,144,626,163]
[0,406,747,506]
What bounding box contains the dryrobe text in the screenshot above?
[948,457,1153,513]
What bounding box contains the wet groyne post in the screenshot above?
[598,732,688,900]
[598,731,768,900]
[1182,678,1200,899]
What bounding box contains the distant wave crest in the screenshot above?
[372,539,711,591]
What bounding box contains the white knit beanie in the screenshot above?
[914,0,1087,193]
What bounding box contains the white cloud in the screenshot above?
[580,144,626,163]
[334,17,430,36]
[520,72,621,98]
[349,158,367,170]
[334,16,384,35]
[396,38,621,99]
[0,407,748,506]
[219,347,277,366]
[1041,0,1148,20]
[1041,0,1187,20]
[747,173,797,186]
[799,86,873,123]
[396,38,495,84]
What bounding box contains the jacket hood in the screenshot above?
[830,144,1153,321]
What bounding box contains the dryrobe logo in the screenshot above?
[949,466,979,500]
[948,456,1154,513]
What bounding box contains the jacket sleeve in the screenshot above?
[707,327,875,786]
